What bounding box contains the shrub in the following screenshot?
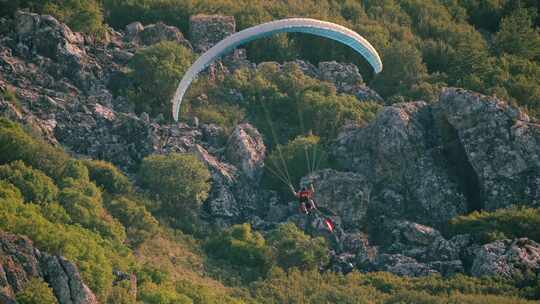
[205,223,271,279]
[138,153,211,213]
[0,160,59,204]
[448,206,540,243]
[59,178,127,243]
[106,196,159,245]
[267,222,329,271]
[0,118,69,181]
[83,159,132,195]
[0,180,23,201]
[16,278,58,304]
[264,134,328,195]
[0,193,118,301]
[125,42,194,116]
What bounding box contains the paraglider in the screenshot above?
[171,18,383,121]
[170,18,384,235]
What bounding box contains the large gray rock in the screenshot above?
[41,255,98,304]
[370,254,439,277]
[226,123,266,181]
[436,88,540,210]
[334,101,468,228]
[0,231,97,304]
[132,22,192,48]
[317,61,363,94]
[189,14,235,52]
[471,238,540,280]
[301,169,372,229]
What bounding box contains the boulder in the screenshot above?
[334,101,468,228]
[370,254,438,277]
[137,22,192,48]
[40,254,98,304]
[14,11,98,90]
[226,123,266,181]
[471,238,540,280]
[189,14,236,52]
[436,88,540,210]
[301,169,371,229]
[317,61,363,94]
[0,231,98,304]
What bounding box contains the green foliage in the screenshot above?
[264,134,328,194]
[83,159,132,195]
[0,180,23,201]
[0,160,59,204]
[267,222,329,271]
[205,223,271,280]
[106,196,159,245]
[0,118,69,180]
[1,0,105,35]
[124,42,194,116]
[495,8,540,60]
[59,177,127,243]
[16,278,58,304]
[138,153,211,213]
[448,206,540,243]
[250,270,534,304]
[0,192,120,301]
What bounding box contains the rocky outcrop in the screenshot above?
[189,14,236,52]
[41,255,98,304]
[471,238,540,280]
[126,21,192,48]
[334,101,468,228]
[301,169,371,229]
[0,231,97,304]
[436,88,540,210]
[317,61,363,93]
[226,123,266,181]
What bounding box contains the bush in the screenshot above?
[125,42,194,116]
[106,196,159,245]
[0,193,119,301]
[83,159,132,195]
[0,118,69,181]
[16,278,58,304]
[0,180,23,201]
[59,178,127,243]
[267,222,329,271]
[264,134,328,195]
[448,206,540,243]
[205,223,271,280]
[138,153,211,213]
[0,160,59,204]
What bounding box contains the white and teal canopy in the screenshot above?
[171,18,383,121]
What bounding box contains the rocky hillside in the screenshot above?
[1,10,540,304]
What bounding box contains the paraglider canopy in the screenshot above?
[171,18,383,121]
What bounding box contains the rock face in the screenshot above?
[317,61,363,93]
[471,238,540,280]
[226,123,266,181]
[436,88,540,210]
[189,14,236,52]
[301,169,371,229]
[0,231,97,304]
[126,21,192,48]
[335,101,468,228]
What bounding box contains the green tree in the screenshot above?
[106,196,159,245]
[267,222,329,271]
[83,159,132,195]
[0,160,59,204]
[138,153,211,213]
[126,42,194,116]
[205,223,272,279]
[495,8,540,60]
[264,134,328,194]
[16,278,58,304]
